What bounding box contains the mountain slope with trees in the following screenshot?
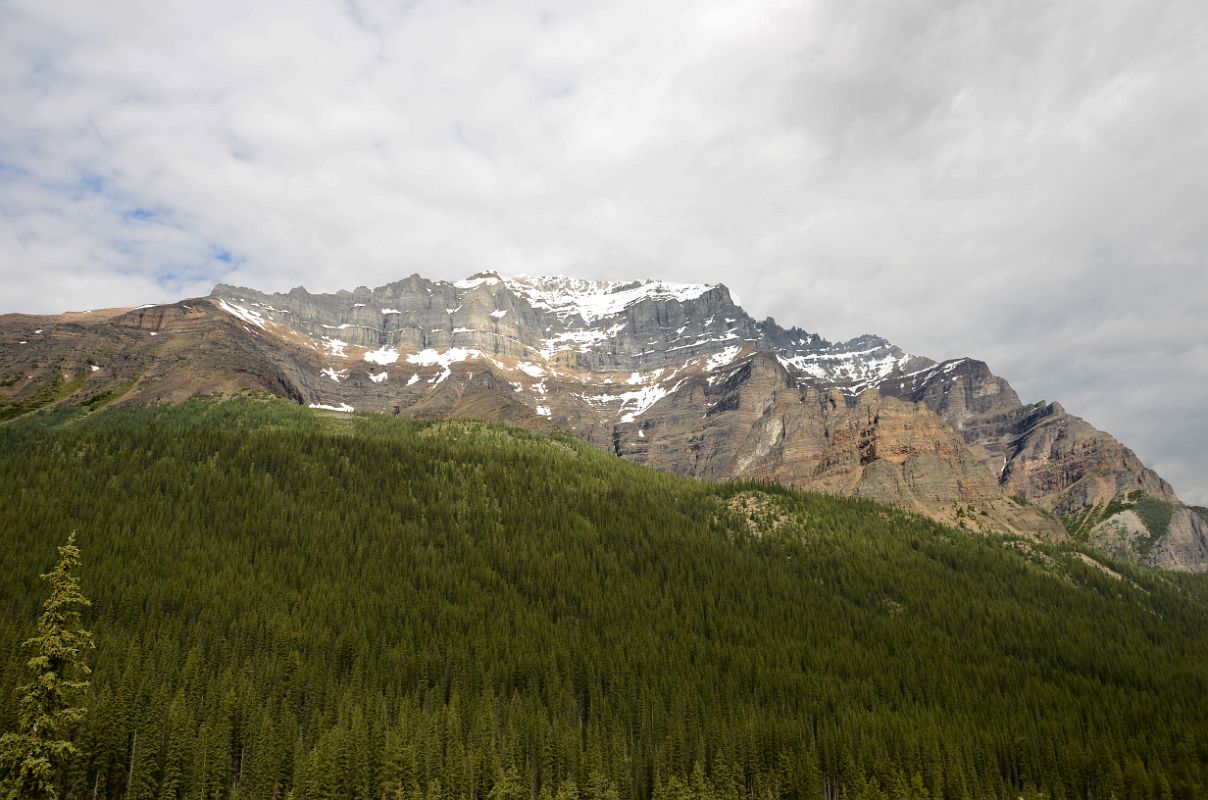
[5,271,1204,569]
[1,397,1207,799]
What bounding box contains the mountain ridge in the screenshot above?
[1,270,1202,569]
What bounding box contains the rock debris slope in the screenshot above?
[1,271,1202,569]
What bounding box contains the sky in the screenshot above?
[1,0,1206,502]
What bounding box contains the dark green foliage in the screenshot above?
[0,533,94,800]
[0,374,86,423]
[81,380,138,412]
[1132,496,1175,540]
[1061,498,1125,539]
[1,397,1208,800]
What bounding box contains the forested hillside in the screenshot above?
[1,397,1207,800]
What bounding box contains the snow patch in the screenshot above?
[406,347,482,367]
[369,371,388,383]
[406,347,482,385]
[309,402,354,413]
[618,384,674,423]
[582,380,682,423]
[321,367,346,383]
[536,405,551,417]
[322,338,348,358]
[363,346,399,365]
[705,346,743,372]
[517,361,546,378]
[490,309,508,319]
[452,275,500,290]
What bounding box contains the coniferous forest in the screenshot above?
[2,396,1207,800]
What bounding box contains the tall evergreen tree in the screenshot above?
[0,533,94,800]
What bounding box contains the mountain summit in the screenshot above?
[2,271,1204,569]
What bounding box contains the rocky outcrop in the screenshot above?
[1088,502,1208,573]
[879,358,1175,509]
[1147,509,1208,572]
[993,403,1175,512]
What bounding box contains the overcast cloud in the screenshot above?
[1,0,1205,502]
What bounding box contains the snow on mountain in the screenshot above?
[363,346,400,365]
[501,274,717,323]
[405,347,484,385]
[210,272,933,423]
[776,343,925,395]
[216,298,268,330]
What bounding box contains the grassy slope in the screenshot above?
[1,396,1207,800]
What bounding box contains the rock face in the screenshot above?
[2,271,1202,565]
[1086,500,1208,574]
[877,359,1177,513]
[607,352,1059,536]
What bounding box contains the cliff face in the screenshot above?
[878,358,1177,512]
[2,272,1200,565]
[607,352,1060,537]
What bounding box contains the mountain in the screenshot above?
[1,271,1203,568]
[2,396,1208,800]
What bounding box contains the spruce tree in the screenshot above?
[0,532,94,800]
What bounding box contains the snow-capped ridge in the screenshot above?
[209,272,944,418]
[501,274,720,323]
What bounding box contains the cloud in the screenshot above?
[1,0,1205,501]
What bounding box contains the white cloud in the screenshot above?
[0,0,1205,501]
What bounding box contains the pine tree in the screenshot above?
[489,765,527,800]
[0,533,94,800]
